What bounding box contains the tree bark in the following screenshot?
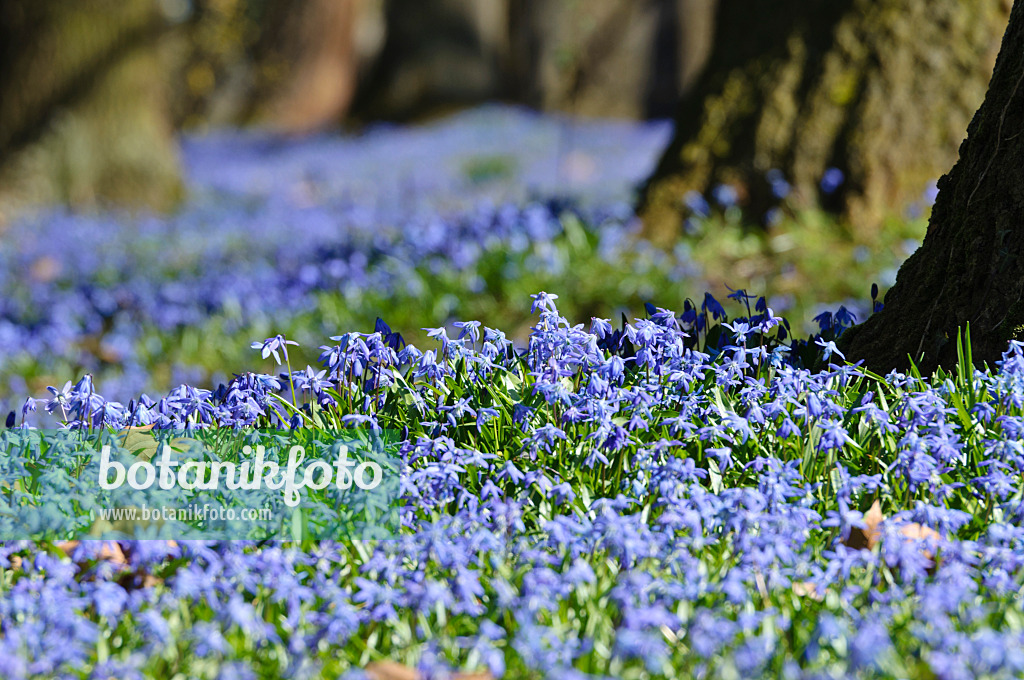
[837,0,1024,376]
[348,0,717,122]
[508,0,717,119]
[349,0,509,122]
[243,0,360,134]
[0,0,182,216]
[638,0,1010,244]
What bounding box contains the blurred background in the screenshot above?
[0,0,1011,409]
[0,0,717,213]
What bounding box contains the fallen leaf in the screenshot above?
[366,662,417,680]
[899,522,942,570]
[365,660,494,680]
[56,540,127,566]
[30,255,62,283]
[118,424,155,455]
[844,499,883,550]
[792,581,824,601]
[842,499,942,570]
[900,522,941,542]
[117,570,164,591]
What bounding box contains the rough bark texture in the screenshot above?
[0,0,182,216]
[838,0,1024,376]
[638,0,1010,244]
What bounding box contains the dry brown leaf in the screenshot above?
[899,522,942,568]
[900,523,941,542]
[114,424,199,464]
[29,256,61,283]
[56,540,127,565]
[53,540,174,591]
[844,499,883,550]
[842,500,942,570]
[792,581,824,601]
[364,661,494,680]
[117,570,164,591]
[365,662,417,680]
[117,424,158,462]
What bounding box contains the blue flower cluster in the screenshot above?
[0,106,675,407]
[5,290,1024,678]
[183,105,671,211]
[1,200,663,402]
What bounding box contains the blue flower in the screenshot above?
[766,169,791,199]
[702,292,726,321]
[820,167,845,194]
[684,190,711,217]
[251,335,298,365]
[815,337,845,362]
[711,183,739,208]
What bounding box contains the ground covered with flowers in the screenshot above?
[4,287,1024,679]
[2,107,1014,679]
[0,106,677,408]
[0,106,923,414]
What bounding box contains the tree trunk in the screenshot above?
[348,0,716,122]
[508,0,717,119]
[349,0,509,122]
[0,0,182,216]
[507,0,716,119]
[837,0,1024,376]
[638,0,1010,244]
[243,0,359,134]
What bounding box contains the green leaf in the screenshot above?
[708,459,723,495]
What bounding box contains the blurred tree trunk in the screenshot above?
[243,0,359,133]
[638,0,1010,244]
[350,0,507,122]
[508,0,717,119]
[676,0,716,96]
[838,0,1024,376]
[0,0,182,217]
[349,0,716,122]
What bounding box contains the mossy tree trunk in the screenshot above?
[0,0,182,217]
[638,0,1010,244]
[837,0,1024,376]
